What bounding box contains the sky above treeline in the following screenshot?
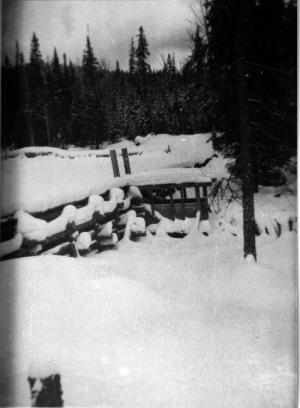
[3,0,199,70]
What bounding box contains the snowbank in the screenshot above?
[0,230,296,407]
[2,145,142,159]
[1,133,230,216]
[214,191,297,237]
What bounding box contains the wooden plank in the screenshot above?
[149,188,155,216]
[180,186,185,213]
[121,148,131,174]
[169,190,175,217]
[140,197,199,205]
[195,185,201,213]
[1,207,120,260]
[109,149,120,178]
[139,181,211,191]
[154,203,198,220]
[201,185,209,221]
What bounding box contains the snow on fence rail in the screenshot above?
[1,146,143,160]
[0,186,146,260]
[0,173,216,259]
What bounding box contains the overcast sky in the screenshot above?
[2,0,199,70]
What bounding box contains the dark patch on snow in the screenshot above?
[194,154,218,169]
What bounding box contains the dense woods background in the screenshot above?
[2,0,297,185]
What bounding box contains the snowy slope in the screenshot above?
[1,133,230,216]
[0,230,296,407]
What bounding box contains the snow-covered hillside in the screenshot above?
[0,133,297,407]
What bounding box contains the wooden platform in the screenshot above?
[139,181,211,221]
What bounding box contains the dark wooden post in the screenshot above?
[149,188,155,216]
[180,186,185,215]
[121,148,131,174]
[28,373,63,407]
[169,188,175,218]
[195,185,201,216]
[110,150,120,178]
[201,185,209,221]
[236,0,257,260]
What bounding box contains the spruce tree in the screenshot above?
[136,26,150,95]
[82,35,99,86]
[28,32,46,145]
[14,43,28,146]
[205,0,296,186]
[81,36,104,148]
[129,37,137,75]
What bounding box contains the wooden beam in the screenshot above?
[180,186,185,213]
[121,148,131,174]
[195,185,201,213]
[201,185,209,220]
[149,188,155,216]
[110,150,120,178]
[169,190,175,218]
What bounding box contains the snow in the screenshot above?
[122,168,212,186]
[1,133,230,216]
[0,230,296,407]
[154,215,196,236]
[11,191,121,247]
[96,222,114,238]
[0,133,297,407]
[75,232,92,251]
[215,192,297,238]
[122,210,146,241]
[2,145,142,160]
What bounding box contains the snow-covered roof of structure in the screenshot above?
[121,168,212,187]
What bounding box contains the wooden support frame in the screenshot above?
[139,181,211,221]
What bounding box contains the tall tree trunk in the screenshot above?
[236,0,257,260]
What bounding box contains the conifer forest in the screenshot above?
[2,0,297,186]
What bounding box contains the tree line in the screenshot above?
[2,25,206,150]
[2,0,296,186]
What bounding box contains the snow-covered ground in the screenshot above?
[1,230,297,407]
[1,133,229,216]
[0,133,297,407]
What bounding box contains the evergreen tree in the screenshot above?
[205,0,296,186]
[69,61,85,146]
[82,35,99,86]
[1,55,15,147]
[136,26,150,95]
[129,37,137,75]
[162,54,176,77]
[115,60,120,73]
[81,36,105,147]
[61,53,73,146]
[13,43,28,147]
[28,32,46,145]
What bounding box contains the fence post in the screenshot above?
[121,148,131,175]
[110,150,120,178]
[201,185,209,221]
